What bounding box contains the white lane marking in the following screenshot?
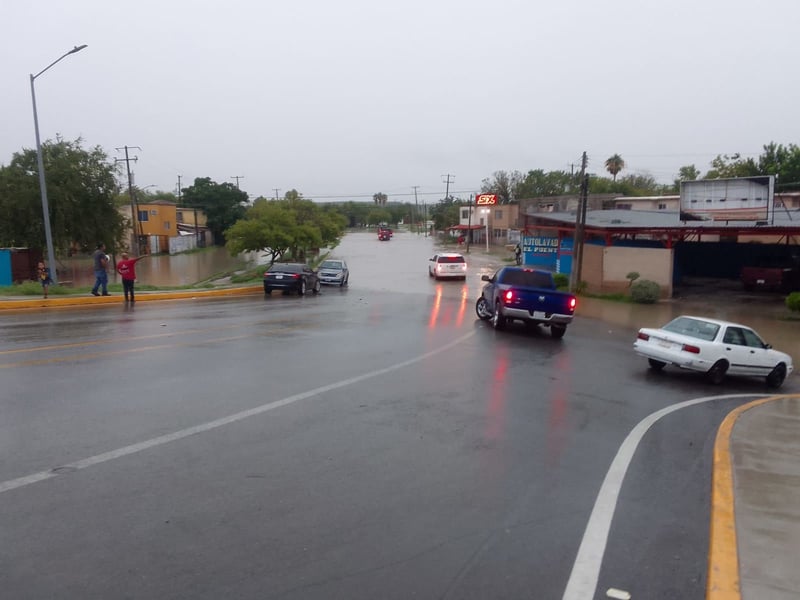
[0,330,476,496]
[561,393,764,600]
[606,588,631,599]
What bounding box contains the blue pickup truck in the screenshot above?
[475,267,577,338]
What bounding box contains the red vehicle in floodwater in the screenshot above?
[378,226,392,241]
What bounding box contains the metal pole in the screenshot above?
[30,76,58,284]
[29,45,87,285]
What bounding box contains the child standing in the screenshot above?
[116,252,146,302]
[37,261,53,298]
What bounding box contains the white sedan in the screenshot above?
[633,315,793,388]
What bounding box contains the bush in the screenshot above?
[630,279,661,304]
[553,273,569,289]
[786,292,800,312]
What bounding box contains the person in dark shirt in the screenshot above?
[90,243,110,296]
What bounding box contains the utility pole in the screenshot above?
[412,186,420,234]
[465,194,474,254]
[115,146,141,256]
[442,174,454,202]
[273,188,281,201]
[177,175,182,204]
[231,175,244,189]
[570,151,589,293]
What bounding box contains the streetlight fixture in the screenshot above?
[481,208,490,252]
[30,44,88,284]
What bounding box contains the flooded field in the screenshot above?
[59,247,265,288]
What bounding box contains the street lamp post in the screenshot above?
[30,45,87,284]
[481,208,490,252]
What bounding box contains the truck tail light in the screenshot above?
[504,290,514,302]
[568,297,577,311]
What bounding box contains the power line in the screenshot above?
[230,175,244,189]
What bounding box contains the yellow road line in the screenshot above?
[707,394,796,599]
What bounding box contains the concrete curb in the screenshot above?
[0,285,263,311]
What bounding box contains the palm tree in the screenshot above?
[373,192,387,206]
[605,154,625,181]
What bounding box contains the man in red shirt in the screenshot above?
[116,252,146,302]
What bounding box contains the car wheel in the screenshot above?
[648,358,666,371]
[298,280,306,296]
[264,287,272,296]
[339,276,345,287]
[706,360,728,385]
[550,324,567,339]
[492,301,506,330]
[312,279,321,295]
[766,363,787,389]
[475,297,492,321]
[428,268,433,278]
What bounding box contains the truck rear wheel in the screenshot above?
[492,302,506,330]
[550,324,566,339]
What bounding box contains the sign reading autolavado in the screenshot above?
[476,194,498,205]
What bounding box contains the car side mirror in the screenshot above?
[481,274,491,282]
[765,343,772,349]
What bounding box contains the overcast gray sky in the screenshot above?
[2,0,798,203]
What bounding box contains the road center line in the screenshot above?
[561,393,765,600]
[0,330,476,496]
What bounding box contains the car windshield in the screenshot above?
[438,256,465,264]
[320,261,343,269]
[662,316,720,341]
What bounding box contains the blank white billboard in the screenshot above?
[680,176,774,221]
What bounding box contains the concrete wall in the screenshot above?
[602,246,673,297]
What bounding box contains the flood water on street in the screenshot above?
[59,247,265,288]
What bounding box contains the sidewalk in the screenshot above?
[0,284,262,310]
[724,396,800,599]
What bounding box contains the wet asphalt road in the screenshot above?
[1,231,797,599]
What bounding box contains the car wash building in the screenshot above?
[520,176,800,298]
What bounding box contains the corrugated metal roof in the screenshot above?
[525,208,800,230]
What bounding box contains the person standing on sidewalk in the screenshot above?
[116,252,146,302]
[37,260,53,298]
[91,243,110,296]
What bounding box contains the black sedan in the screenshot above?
[263,263,321,296]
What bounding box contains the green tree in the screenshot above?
[677,165,700,181]
[373,192,388,206]
[181,177,248,245]
[703,153,760,179]
[514,169,577,198]
[366,208,391,226]
[0,137,124,255]
[480,170,522,203]
[758,142,800,191]
[225,196,347,263]
[428,197,460,231]
[605,154,625,181]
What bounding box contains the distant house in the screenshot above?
[118,200,211,254]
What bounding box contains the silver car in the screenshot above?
[317,259,349,286]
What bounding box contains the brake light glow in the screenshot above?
[637,332,650,341]
[504,290,514,302]
[568,297,577,310]
[682,344,701,354]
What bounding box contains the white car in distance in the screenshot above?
[428,253,467,281]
